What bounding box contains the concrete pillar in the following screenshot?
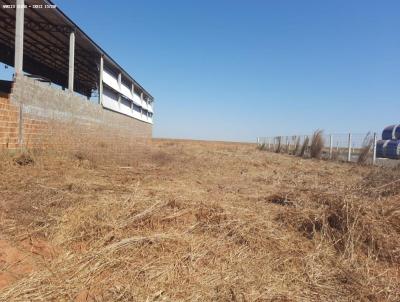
[347,133,352,162]
[140,91,144,119]
[117,73,122,107]
[130,83,134,113]
[118,73,122,90]
[99,56,103,105]
[14,0,25,74]
[68,31,75,91]
[372,132,377,165]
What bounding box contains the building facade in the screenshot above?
[0,0,153,149]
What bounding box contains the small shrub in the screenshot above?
[151,150,173,166]
[331,149,340,161]
[14,153,34,166]
[293,137,301,155]
[358,132,373,165]
[73,151,87,161]
[310,130,324,159]
[257,143,267,151]
[275,136,282,153]
[299,137,309,157]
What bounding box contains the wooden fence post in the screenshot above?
[329,134,333,159]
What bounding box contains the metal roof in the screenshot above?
[0,0,153,99]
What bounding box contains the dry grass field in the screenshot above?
[0,139,399,301]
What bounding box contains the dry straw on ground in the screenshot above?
[0,132,399,301]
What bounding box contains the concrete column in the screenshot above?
[99,56,103,105]
[68,31,75,91]
[140,92,144,119]
[130,83,134,113]
[118,73,122,90]
[347,133,352,162]
[117,73,122,107]
[14,0,25,74]
[372,132,377,165]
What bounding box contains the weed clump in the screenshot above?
[14,153,34,166]
[293,137,301,155]
[275,136,282,153]
[358,132,373,164]
[310,130,324,159]
[299,136,309,157]
[257,143,267,151]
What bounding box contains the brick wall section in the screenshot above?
[0,97,19,149]
[22,116,49,148]
[0,75,152,150]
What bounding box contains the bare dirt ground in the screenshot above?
[0,139,399,301]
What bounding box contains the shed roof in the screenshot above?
[0,0,153,99]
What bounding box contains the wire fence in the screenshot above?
[256,132,379,165]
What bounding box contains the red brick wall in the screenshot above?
[22,117,48,148]
[0,96,50,150]
[0,97,20,149]
[1,75,153,150]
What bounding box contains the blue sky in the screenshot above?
[1,0,399,142]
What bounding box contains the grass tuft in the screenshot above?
[293,136,301,155]
[13,152,34,166]
[310,130,324,159]
[275,136,282,153]
[358,132,374,164]
[257,143,267,151]
[299,136,309,157]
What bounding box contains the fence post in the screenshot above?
[285,136,289,153]
[347,133,352,162]
[257,137,260,145]
[293,136,296,154]
[268,137,271,150]
[329,134,333,159]
[372,132,377,165]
